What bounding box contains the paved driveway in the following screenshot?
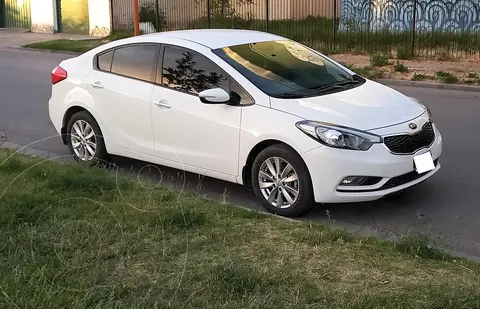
[0,28,91,49]
[1,48,479,259]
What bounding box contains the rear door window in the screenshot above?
[110,44,159,82]
[97,50,114,72]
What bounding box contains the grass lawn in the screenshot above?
[1,148,479,308]
[22,32,133,53]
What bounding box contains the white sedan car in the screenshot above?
[48,29,442,217]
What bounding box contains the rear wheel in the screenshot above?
[251,144,314,217]
[66,111,109,165]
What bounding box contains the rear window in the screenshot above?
[97,50,113,72]
[212,40,358,98]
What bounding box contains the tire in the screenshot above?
[251,144,314,217]
[66,111,109,165]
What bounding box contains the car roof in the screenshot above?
[138,29,287,49]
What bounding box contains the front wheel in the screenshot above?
[251,144,314,217]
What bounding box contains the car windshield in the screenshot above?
[212,40,361,99]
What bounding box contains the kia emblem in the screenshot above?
[409,123,417,130]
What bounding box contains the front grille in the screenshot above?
[384,122,435,154]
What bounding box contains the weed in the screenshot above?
[162,207,208,230]
[436,71,459,84]
[393,235,450,261]
[412,73,434,81]
[437,51,453,61]
[354,66,385,80]
[396,45,413,60]
[393,62,409,73]
[370,54,390,67]
[466,72,479,79]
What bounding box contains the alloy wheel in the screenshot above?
[70,120,97,161]
[258,157,300,208]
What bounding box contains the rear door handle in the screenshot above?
[153,100,171,109]
[90,81,104,89]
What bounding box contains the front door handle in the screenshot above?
[90,81,104,89]
[153,100,171,109]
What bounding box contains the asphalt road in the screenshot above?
[1,48,480,258]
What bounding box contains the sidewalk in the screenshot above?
[0,28,92,49]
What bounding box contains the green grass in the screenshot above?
[1,149,479,308]
[23,32,133,53]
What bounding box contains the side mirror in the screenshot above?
[199,88,232,105]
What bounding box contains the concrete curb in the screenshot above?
[6,46,82,56]
[378,79,480,93]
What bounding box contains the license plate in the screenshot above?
[413,151,435,174]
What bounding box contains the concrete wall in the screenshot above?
[31,0,111,36]
[30,0,57,33]
[88,0,112,36]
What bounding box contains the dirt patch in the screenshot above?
[330,54,480,84]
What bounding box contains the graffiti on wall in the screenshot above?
[340,0,480,32]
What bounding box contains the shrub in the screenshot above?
[396,45,413,60]
[393,62,409,73]
[436,71,459,84]
[354,66,385,80]
[466,72,479,79]
[437,51,453,61]
[139,3,167,31]
[412,74,430,81]
[370,54,390,67]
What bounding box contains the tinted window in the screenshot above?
[161,46,228,95]
[111,45,159,82]
[212,40,361,98]
[230,80,254,105]
[98,50,114,72]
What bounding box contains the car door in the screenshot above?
[150,45,254,177]
[85,43,160,156]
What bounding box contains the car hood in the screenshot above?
[270,80,426,131]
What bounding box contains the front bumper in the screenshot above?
[302,121,443,203]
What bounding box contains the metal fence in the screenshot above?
[111,0,480,59]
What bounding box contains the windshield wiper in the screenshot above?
[275,78,364,99]
[310,79,363,95]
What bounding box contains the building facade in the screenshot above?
[1,0,112,37]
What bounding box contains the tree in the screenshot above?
[197,0,255,18]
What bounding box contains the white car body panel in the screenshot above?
[48,29,443,206]
[84,69,155,155]
[151,85,242,176]
[270,80,425,130]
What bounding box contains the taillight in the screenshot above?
[51,66,67,85]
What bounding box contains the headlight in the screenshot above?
[296,121,382,151]
[410,97,432,117]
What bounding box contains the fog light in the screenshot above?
[341,176,367,186]
[340,176,382,186]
